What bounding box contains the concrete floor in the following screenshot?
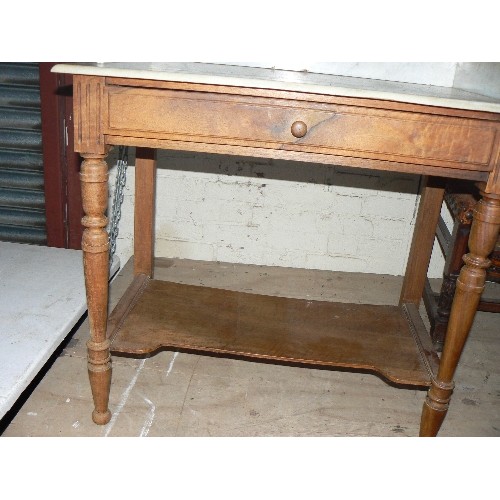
[1,257,499,437]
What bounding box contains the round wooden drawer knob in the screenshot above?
[291,121,307,138]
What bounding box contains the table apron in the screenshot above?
[104,86,498,175]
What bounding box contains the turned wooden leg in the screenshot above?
[420,191,500,436]
[134,148,157,277]
[81,153,111,425]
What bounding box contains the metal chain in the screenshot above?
[109,145,129,262]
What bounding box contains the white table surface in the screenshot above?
[52,62,500,113]
[0,243,118,419]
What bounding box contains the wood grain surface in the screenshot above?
[109,277,431,387]
[105,86,498,173]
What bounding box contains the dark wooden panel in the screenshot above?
[39,63,83,249]
[39,62,65,247]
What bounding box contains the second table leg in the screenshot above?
[420,191,500,436]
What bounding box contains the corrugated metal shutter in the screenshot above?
[0,63,46,244]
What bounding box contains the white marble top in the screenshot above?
[0,243,119,420]
[52,62,500,113]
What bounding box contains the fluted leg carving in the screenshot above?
[420,191,500,436]
[81,154,111,425]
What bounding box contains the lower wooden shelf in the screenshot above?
[108,274,437,388]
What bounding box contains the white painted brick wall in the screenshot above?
[107,148,449,278]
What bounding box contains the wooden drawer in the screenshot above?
[105,86,497,171]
